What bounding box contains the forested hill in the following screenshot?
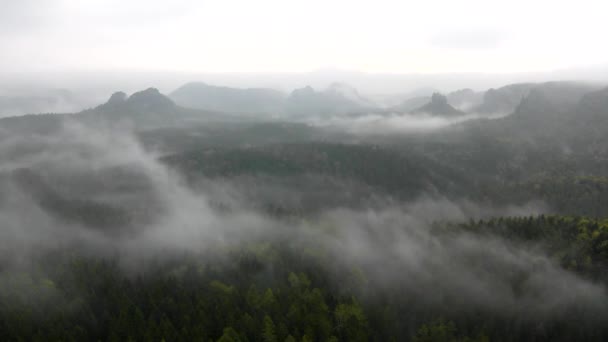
[412,93,464,116]
[2,215,607,341]
[2,80,608,341]
[170,82,286,115]
[162,143,476,214]
[0,87,232,135]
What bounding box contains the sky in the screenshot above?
[0,0,607,74]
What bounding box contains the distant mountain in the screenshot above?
[391,96,430,112]
[376,87,439,108]
[78,87,242,128]
[412,93,465,116]
[391,89,481,113]
[448,82,608,152]
[324,82,376,107]
[0,88,232,136]
[93,88,177,115]
[73,87,196,128]
[512,82,600,117]
[170,82,286,115]
[0,88,82,117]
[446,88,483,111]
[577,87,608,115]
[474,83,536,114]
[170,81,379,117]
[286,84,375,117]
[106,91,128,105]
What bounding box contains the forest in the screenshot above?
[5,0,608,339]
[1,80,608,342]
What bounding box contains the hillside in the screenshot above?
[285,84,375,117]
[412,93,465,116]
[170,82,286,115]
[1,81,608,341]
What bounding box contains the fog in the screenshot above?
[2,0,607,117]
[2,1,608,340]
[309,111,509,134]
[0,119,605,323]
[2,68,608,116]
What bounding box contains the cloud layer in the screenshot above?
[0,120,604,322]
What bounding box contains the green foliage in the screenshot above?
[2,214,608,341]
[217,327,242,342]
[439,215,608,281]
[263,315,278,342]
[412,319,489,342]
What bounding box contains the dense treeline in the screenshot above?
[161,141,608,218]
[2,215,607,341]
[514,176,608,218]
[163,143,477,205]
[439,215,608,282]
[2,82,608,341]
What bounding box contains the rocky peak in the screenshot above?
[126,88,175,111]
[106,91,127,105]
[413,92,464,116]
[430,93,449,106]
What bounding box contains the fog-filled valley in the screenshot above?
[6,1,608,339]
[0,74,607,341]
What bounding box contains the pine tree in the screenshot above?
[263,315,278,342]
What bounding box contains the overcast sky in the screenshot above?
[1,0,606,74]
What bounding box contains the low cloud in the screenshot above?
[0,119,603,322]
[309,111,508,135]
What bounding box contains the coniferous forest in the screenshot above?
[1,81,608,341]
[3,2,608,340]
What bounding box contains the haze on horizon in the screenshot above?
[1,0,607,75]
[4,1,608,341]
